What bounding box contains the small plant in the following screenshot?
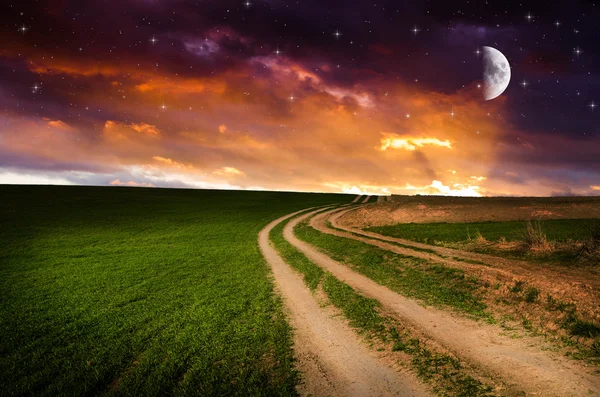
[509,280,525,294]
[570,319,600,338]
[578,223,600,264]
[522,316,533,330]
[592,338,600,357]
[520,220,553,252]
[524,287,540,303]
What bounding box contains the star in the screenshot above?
[554,21,561,27]
[160,103,167,111]
[590,101,597,111]
[243,0,252,8]
[405,113,410,118]
[19,24,28,35]
[274,47,283,56]
[525,12,533,22]
[520,80,528,89]
[411,25,420,35]
[333,30,342,39]
[573,47,583,57]
[474,48,482,57]
[31,84,40,93]
[289,94,295,101]
[450,108,455,118]
[149,36,158,45]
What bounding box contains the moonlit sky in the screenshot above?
[1,0,599,196]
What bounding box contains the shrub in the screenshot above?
[578,223,600,265]
[524,287,540,303]
[520,220,553,252]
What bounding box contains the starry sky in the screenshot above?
[1,0,599,196]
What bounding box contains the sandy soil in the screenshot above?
[377,196,385,203]
[285,208,600,397]
[258,209,432,397]
[342,195,600,227]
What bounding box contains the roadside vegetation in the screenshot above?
[270,216,496,396]
[368,219,600,266]
[0,185,348,396]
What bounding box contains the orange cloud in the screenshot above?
[110,179,156,188]
[213,167,246,177]
[405,180,482,197]
[46,119,75,131]
[379,133,453,151]
[131,123,160,136]
[152,156,192,169]
[103,121,161,140]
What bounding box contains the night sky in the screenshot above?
[1,0,599,196]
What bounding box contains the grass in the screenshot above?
[369,219,599,244]
[270,216,495,396]
[368,219,600,265]
[0,185,350,396]
[294,221,490,319]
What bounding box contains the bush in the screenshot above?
[520,220,553,252]
[578,223,600,265]
[524,287,539,303]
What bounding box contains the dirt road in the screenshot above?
[285,208,600,397]
[325,206,600,322]
[258,209,432,397]
[362,195,371,204]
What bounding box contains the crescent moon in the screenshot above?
[482,46,511,101]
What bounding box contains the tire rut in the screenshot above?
[259,208,432,397]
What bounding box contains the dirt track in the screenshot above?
[258,208,432,397]
[284,208,600,397]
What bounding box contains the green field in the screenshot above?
[367,219,600,265]
[368,219,600,244]
[0,185,349,396]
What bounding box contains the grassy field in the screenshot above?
[368,219,599,244]
[0,185,349,396]
[368,219,600,265]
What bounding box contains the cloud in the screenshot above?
[131,123,161,136]
[110,179,156,188]
[591,185,600,191]
[46,119,76,131]
[405,180,482,197]
[379,133,453,151]
[0,169,74,185]
[103,121,161,139]
[152,156,192,169]
[213,166,246,177]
